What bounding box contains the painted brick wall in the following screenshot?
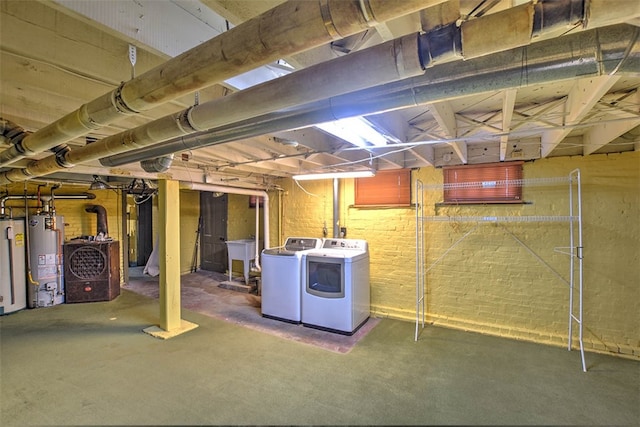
[269,152,639,359]
[179,189,200,274]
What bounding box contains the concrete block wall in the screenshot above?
[269,151,639,359]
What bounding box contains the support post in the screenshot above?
[144,179,198,339]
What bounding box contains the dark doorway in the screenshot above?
[200,192,228,272]
[136,197,153,267]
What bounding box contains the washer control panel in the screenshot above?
[284,237,322,251]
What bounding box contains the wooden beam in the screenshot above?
[429,101,467,163]
[583,90,640,154]
[583,119,640,155]
[541,75,619,157]
[500,89,517,161]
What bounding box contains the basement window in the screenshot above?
[442,161,523,204]
[354,169,411,207]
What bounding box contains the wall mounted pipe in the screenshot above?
[0,193,96,216]
[180,182,270,266]
[0,0,443,168]
[100,24,640,168]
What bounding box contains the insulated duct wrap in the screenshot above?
[0,0,443,168]
[99,24,640,168]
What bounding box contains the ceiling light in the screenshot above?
[292,170,375,181]
[89,175,109,190]
[273,137,299,147]
[316,117,389,147]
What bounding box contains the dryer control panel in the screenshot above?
[322,239,367,251]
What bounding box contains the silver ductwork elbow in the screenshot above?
[140,154,174,173]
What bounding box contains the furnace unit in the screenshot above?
[64,241,120,303]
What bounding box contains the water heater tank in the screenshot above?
[1,218,27,315]
[28,214,65,308]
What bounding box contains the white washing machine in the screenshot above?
[301,238,370,335]
[261,237,323,323]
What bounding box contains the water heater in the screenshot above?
[1,218,27,314]
[28,214,65,307]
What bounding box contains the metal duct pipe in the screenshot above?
[85,205,108,236]
[180,181,270,254]
[140,155,174,173]
[0,0,443,168]
[100,24,640,168]
[0,193,96,216]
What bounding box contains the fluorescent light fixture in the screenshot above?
[292,170,375,181]
[316,117,389,147]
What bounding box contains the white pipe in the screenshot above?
[333,178,340,238]
[254,192,261,272]
[180,182,270,265]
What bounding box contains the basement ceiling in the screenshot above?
[1,0,639,189]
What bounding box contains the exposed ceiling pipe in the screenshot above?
[93,1,637,170]
[72,3,640,172]
[0,193,96,216]
[100,24,640,168]
[7,0,638,187]
[0,30,425,183]
[0,0,443,168]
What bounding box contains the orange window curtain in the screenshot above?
[355,169,411,206]
[443,162,523,204]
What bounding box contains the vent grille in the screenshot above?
[68,246,107,279]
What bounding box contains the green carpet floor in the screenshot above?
[1,289,638,426]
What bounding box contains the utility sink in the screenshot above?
[225,239,257,284]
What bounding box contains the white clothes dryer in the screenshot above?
[261,237,323,323]
[301,238,370,335]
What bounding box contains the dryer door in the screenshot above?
[305,255,344,298]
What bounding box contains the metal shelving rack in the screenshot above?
[415,169,586,372]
